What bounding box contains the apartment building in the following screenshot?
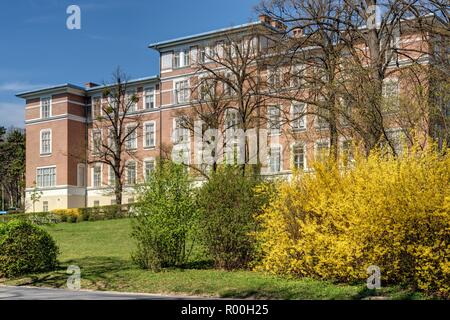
[17,15,440,212]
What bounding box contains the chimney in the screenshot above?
[270,20,287,31]
[259,14,272,24]
[292,27,303,38]
[85,82,99,89]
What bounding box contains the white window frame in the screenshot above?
[173,48,190,68]
[144,86,155,110]
[92,129,102,154]
[314,139,330,161]
[36,165,56,188]
[291,103,306,131]
[77,163,86,187]
[174,79,190,105]
[92,164,102,188]
[143,157,156,181]
[341,139,354,163]
[40,129,52,156]
[91,95,102,118]
[143,121,156,149]
[126,89,138,112]
[291,142,307,170]
[125,124,138,150]
[267,106,281,136]
[108,165,116,186]
[42,201,49,212]
[40,96,52,119]
[126,160,137,185]
[314,106,329,130]
[172,117,189,144]
[268,144,282,173]
[382,78,400,112]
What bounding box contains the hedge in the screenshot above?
[0,204,135,225]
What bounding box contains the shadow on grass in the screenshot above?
[13,256,131,290]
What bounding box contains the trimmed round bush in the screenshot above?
[0,220,59,277]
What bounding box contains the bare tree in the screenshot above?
[89,68,142,207]
[258,0,446,156]
[176,25,273,176]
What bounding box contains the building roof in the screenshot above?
[149,21,274,50]
[86,75,159,93]
[16,75,159,99]
[16,83,86,99]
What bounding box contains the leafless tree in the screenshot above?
[176,25,273,176]
[89,68,143,207]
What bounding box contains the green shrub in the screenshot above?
[196,167,270,270]
[131,161,198,271]
[0,220,59,277]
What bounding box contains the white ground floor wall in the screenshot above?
[24,186,137,213]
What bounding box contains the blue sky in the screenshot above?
[0,0,259,128]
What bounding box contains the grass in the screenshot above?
[0,218,425,299]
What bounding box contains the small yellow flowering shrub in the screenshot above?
[51,208,81,223]
[255,144,450,297]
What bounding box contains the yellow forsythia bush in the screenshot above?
[51,208,81,222]
[255,144,450,297]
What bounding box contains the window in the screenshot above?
[385,30,400,63]
[315,141,330,162]
[173,118,189,144]
[126,161,136,185]
[40,129,52,155]
[292,103,306,130]
[144,87,155,109]
[126,90,137,112]
[43,201,49,212]
[268,106,281,135]
[225,109,239,130]
[93,165,102,187]
[268,146,281,173]
[107,128,117,152]
[199,78,215,101]
[315,107,329,129]
[340,98,352,127]
[125,126,137,150]
[268,67,282,88]
[144,122,156,148]
[108,95,118,110]
[342,140,354,164]
[385,129,404,156]
[174,80,190,104]
[223,73,235,96]
[92,130,102,154]
[383,79,399,112]
[92,96,101,118]
[291,64,305,87]
[36,167,56,188]
[94,200,100,207]
[224,142,240,165]
[199,47,207,63]
[293,143,305,170]
[108,165,115,186]
[77,164,85,187]
[173,48,190,68]
[144,159,155,180]
[41,97,51,119]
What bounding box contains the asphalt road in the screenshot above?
[0,285,198,300]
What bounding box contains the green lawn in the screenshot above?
[0,218,424,299]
